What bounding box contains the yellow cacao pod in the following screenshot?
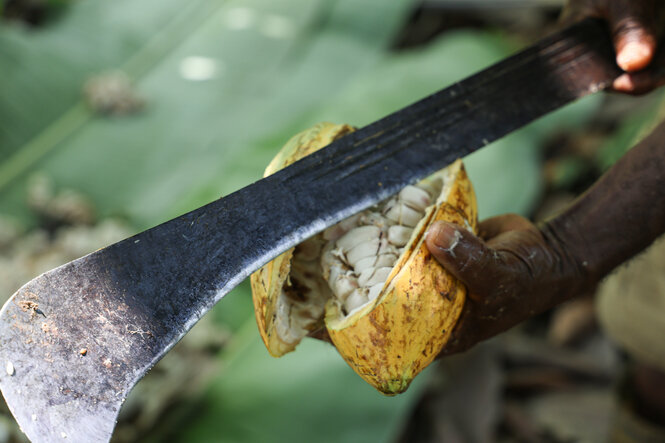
[250,122,477,394]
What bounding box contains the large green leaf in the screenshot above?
[0,0,211,170]
[172,317,424,443]
[0,0,414,229]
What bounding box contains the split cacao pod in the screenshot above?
[250,122,478,394]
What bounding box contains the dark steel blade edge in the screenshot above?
[0,18,620,443]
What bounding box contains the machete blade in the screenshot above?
[0,19,620,442]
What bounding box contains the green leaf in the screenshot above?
[0,0,219,222]
[173,318,425,443]
[594,89,665,171]
[0,0,415,230]
[211,280,255,333]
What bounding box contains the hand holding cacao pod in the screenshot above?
[251,122,477,394]
[427,120,665,357]
[426,214,586,355]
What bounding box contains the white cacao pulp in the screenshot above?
[321,182,442,316]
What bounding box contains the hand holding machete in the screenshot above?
[427,0,665,355]
[564,0,665,93]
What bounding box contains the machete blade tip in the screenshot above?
[0,274,124,443]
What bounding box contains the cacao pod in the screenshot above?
[250,122,477,394]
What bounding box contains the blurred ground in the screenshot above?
[1,0,665,442]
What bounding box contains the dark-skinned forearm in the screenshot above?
[543,121,665,290]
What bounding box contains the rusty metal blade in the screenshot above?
[0,19,620,442]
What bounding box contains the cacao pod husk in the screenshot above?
[250,122,477,394]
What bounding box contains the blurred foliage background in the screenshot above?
[1,0,665,442]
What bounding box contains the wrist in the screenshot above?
[538,216,597,298]
[539,121,665,295]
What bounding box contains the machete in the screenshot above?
[0,18,621,442]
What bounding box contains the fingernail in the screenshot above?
[612,73,634,91]
[428,221,462,254]
[617,41,652,72]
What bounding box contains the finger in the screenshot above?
[612,71,665,95]
[426,221,505,299]
[608,2,658,71]
[477,213,534,240]
[616,37,656,72]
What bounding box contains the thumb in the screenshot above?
[425,221,503,298]
[608,4,658,72]
[614,26,656,72]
